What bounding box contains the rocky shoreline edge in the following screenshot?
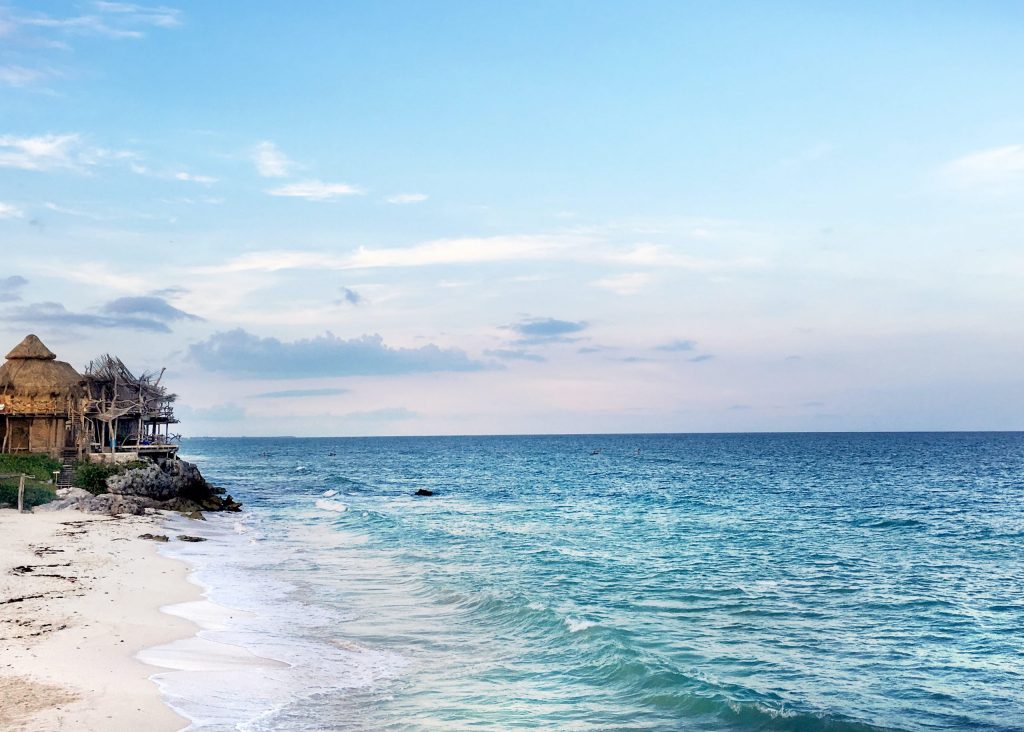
[39,458,241,517]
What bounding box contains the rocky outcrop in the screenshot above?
[107,464,175,501]
[39,458,241,517]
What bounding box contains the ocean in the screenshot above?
[143,433,1024,731]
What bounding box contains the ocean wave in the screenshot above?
[315,499,349,513]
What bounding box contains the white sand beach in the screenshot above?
[0,509,200,731]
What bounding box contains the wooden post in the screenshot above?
[17,474,25,513]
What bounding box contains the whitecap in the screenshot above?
[315,499,348,513]
[564,617,597,633]
[322,489,338,498]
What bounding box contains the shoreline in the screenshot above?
[0,508,202,731]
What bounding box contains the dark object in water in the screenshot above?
[178,535,207,542]
[415,488,434,497]
[590,449,602,455]
[139,533,170,542]
[328,451,336,456]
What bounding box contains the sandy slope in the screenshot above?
[0,509,200,731]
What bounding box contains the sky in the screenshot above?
[1,1,1023,436]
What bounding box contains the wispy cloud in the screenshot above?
[591,272,652,295]
[0,202,24,219]
[252,387,350,399]
[655,339,696,352]
[190,329,489,378]
[943,144,1024,191]
[103,295,203,322]
[252,140,294,178]
[0,64,62,87]
[484,348,546,362]
[505,317,588,345]
[0,133,136,172]
[385,193,428,204]
[92,2,182,29]
[267,180,363,201]
[3,301,172,332]
[8,4,182,40]
[175,170,218,184]
[201,232,761,275]
[0,275,28,303]
[204,235,582,273]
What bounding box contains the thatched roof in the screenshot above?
[0,336,83,398]
[6,334,56,361]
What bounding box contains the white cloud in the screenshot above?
[267,179,364,201]
[203,235,582,274]
[252,140,294,178]
[175,171,218,184]
[0,133,81,170]
[93,2,183,29]
[199,232,766,277]
[0,202,24,219]
[0,65,60,87]
[0,133,137,172]
[591,272,653,295]
[944,144,1024,190]
[385,193,428,204]
[606,243,765,272]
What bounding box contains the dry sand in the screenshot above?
[0,508,200,731]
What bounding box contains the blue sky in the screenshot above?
[1,1,1022,435]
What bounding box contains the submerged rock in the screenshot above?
[415,488,435,497]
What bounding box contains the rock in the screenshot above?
[184,509,206,521]
[139,533,169,542]
[177,535,206,542]
[107,464,175,501]
[56,487,92,500]
[415,488,435,497]
[81,493,156,516]
[35,497,83,512]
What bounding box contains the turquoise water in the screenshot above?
[164,433,1024,731]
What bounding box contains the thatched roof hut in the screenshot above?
[0,334,84,404]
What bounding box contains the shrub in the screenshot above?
[0,453,62,482]
[74,459,153,495]
[0,477,56,508]
[74,462,119,495]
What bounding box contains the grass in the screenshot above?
[0,453,62,482]
[0,476,56,508]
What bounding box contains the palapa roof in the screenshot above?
[0,335,84,399]
[6,334,56,361]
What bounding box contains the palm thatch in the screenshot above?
[0,336,84,402]
[5,334,57,361]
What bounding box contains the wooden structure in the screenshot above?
[0,335,179,459]
[0,335,83,456]
[82,354,179,457]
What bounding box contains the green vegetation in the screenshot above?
[0,476,56,508]
[74,459,151,495]
[0,453,62,481]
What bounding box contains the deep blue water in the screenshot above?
[161,433,1024,731]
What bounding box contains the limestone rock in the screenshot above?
[106,464,175,501]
